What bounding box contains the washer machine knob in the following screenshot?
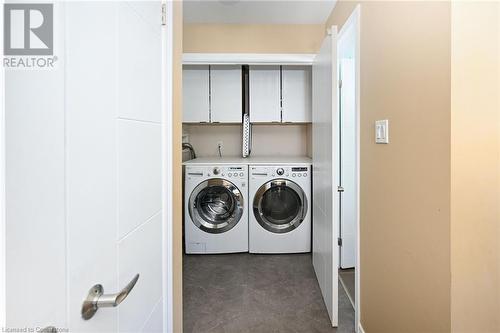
[213,167,220,175]
[276,168,285,176]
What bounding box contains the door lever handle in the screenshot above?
[81,274,139,320]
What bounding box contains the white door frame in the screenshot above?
[337,5,361,333]
[1,1,6,326]
[162,1,174,332]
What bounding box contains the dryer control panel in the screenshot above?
[250,166,309,179]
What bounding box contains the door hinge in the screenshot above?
[339,79,342,89]
[338,237,343,246]
[337,186,344,192]
[161,3,167,26]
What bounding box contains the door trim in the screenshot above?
[162,1,174,332]
[338,5,361,332]
[0,1,6,325]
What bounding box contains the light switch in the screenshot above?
[375,120,389,144]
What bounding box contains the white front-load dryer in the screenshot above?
[249,164,311,253]
[184,164,248,254]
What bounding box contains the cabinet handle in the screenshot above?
[81,274,140,320]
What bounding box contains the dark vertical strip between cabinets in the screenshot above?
[243,65,249,120]
[208,65,212,123]
[279,65,283,122]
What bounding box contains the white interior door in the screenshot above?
[339,58,356,269]
[312,27,339,327]
[5,2,165,332]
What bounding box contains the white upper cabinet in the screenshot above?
[249,65,281,123]
[282,66,312,123]
[183,65,210,123]
[210,65,242,123]
[183,64,312,124]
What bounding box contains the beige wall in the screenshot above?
[326,2,451,332]
[172,1,183,332]
[184,124,311,158]
[450,2,500,332]
[184,24,324,53]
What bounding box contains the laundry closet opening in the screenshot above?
[178,2,360,332]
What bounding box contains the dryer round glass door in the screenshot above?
[189,178,244,234]
[253,179,307,234]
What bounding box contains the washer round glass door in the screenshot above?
[189,178,244,234]
[253,179,307,234]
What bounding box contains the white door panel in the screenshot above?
[282,66,312,122]
[312,27,339,327]
[5,10,67,326]
[118,120,162,239]
[140,298,164,333]
[249,65,281,123]
[339,58,356,269]
[66,2,164,331]
[123,1,162,30]
[118,2,162,123]
[118,213,162,332]
[211,65,242,123]
[65,3,119,331]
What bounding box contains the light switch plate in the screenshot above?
[375,120,389,144]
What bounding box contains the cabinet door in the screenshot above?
[183,65,210,123]
[210,65,242,123]
[282,66,312,122]
[249,65,281,123]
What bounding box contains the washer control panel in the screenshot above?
[223,166,246,179]
[186,166,247,179]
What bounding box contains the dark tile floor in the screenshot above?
[183,253,355,333]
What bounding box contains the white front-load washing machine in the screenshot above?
[184,163,248,254]
[249,164,311,253]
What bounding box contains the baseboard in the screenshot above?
[358,323,366,333]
